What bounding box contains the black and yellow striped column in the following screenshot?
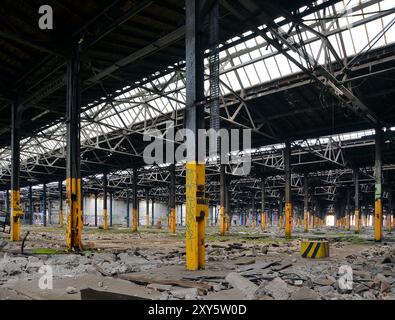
[374,127,383,241]
[59,180,63,227]
[219,164,226,236]
[284,141,292,239]
[185,0,208,271]
[132,168,138,232]
[10,99,22,241]
[65,44,83,251]
[303,175,309,233]
[102,174,108,230]
[261,179,266,230]
[169,164,176,233]
[354,169,360,234]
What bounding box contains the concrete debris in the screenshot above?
[170,288,199,300]
[255,277,292,300]
[225,272,258,299]
[147,283,173,292]
[290,287,320,300]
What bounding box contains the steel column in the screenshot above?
[303,175,309,233]
[219,164,226,235]
[375,127,383,241]
[103,174,108,230]
[110,192,113,227]
[42,184,47,227]
[151,198,154,227]
[59,181,63,227]
[284,141,292,239]
[354,169,360,233]
[225,175,230,230]
[29,185,33,225]
[387,191,392,232]
[132,168,138,232]
[145,189,150,227]
[346,188,351,230]
[126,189,130,228]
[94,193,98,227]
[65,44,83,251]
[185,0,207,270]
[261,179,266,230]
[169,164,176,233]
[10,99,22,241]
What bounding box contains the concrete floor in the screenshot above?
[0,225,394,300]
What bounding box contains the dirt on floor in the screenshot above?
[0,225,394,300]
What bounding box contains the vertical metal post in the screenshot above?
[6,190,10,221]
[388,191,393,232]
[169,164,176,233]
[10,99,22,241]
[65,44,83,251]
[284,141,292,239]
[151,198,154,226]
[132,168,138,232]
[346,188,351,230]
[354,169,360,233]
[374,127,383,241]
[303,175,309,233]
[251,194,256,228]
[59,181,63,227]
[279,193,283,229]
[180,202,183,227]
[220,164,226,235]
[42,184,47,227]
[261,179,266,230]
[103,174,108,230]
[49,198,52,225]
[94,193,98,227]
[185,0,207,271]
[110,192,113,227]
[29,185,33,225]
[225,175,230,230]
[146,189,150,227]
[126,189,130,228]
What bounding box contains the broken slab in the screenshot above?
[225,272,258,299]
[290,287,320,300]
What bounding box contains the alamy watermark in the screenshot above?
[38,5,53,30]
[143,121,252,175]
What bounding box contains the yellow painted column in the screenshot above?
[66,178,83,251]
[132,208,138,232]
[186,162,207,271]
[10,190,22,241]
[355,209,360,234]
[285,202,292,239]
[219,206,226,235]
[345,213,350,231]
[304,210,308,233]
[225,212,230,231]
[279,214,283,229]
[261,211,266,230]
[169,208,176,233]
[103,208,108,230]
[375,199,382,241]
[132,168,138,233]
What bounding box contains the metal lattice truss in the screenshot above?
[0,0,395,207]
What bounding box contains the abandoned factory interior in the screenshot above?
[0,0,395,303]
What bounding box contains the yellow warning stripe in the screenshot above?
[302,242,327,258]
